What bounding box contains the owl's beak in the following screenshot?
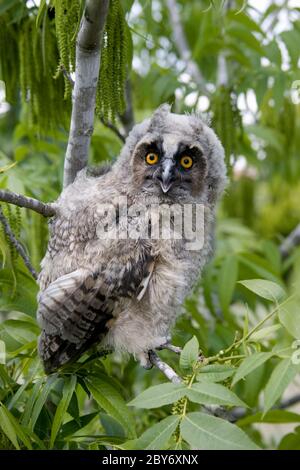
[159,160,175,193]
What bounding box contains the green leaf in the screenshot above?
[128,383,186,409]
[0,403,32,449]
[278,427,300,450]
[50,375,77,448]
[264,359,298,414]
[0,403,20,449]
[86,377,136,438]
[238,279,286,302]
[227,25,265,55]
[181,412,260,450]
[232,352,274,386]
[279,297,300,339]
[179,336,199,371]
[187,382,247,407]
[36,0,47,28]
[60,413,98,438]
[218,255,238,312]
[250,324,282,342]
[238,410,300,427]
[227,11,263,35]
[124,415,180,450]
[281,30,300,68]
[196,364,236,383]
[29,375,59,431]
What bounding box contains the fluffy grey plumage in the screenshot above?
[37,104,227,372]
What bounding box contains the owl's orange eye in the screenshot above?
[146,152,159,165]
[180,155,193,169]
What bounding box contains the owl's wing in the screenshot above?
[38,252,154,373]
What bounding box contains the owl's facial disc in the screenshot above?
[132,137,207,196]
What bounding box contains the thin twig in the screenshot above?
[207,393,300,423]
[100,117,126,143]
[165,0,210,96]
[63,0,110,188]
[60,64,74,87]
[119,78,135,136]
[0,206,38,279]
[0,190,56,217]
[149,350,182,384]
[280,223,300,259]
[279,393,300,410]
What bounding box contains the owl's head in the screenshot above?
[116,104,227,204]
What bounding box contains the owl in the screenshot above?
[37,104,226,373]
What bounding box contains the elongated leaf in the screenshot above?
[187,382,247,407]
[50,375,77,448]
[61,413,98,438]
[278,427,300,450]
[128,383,186,409]
[264,359,298,414]
[238,279,286,302]
[8,359,40,410]
[0,403,32,449]
[124,415,180,450]
[0,404,19,449]
[29,375,59,431]
[250,324,282,342]
[196,364,236,383]
[232,352,274,386]
[86,377,136,438]
[218,255,238,312]
[279,298,300,339]
[181,412,260,450]
[180,336,199,371]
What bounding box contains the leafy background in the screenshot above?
[0,0,300,450]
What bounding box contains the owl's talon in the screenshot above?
[157,343,182,354]
[138,351,153,369]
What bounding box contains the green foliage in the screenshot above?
[52,0,81,99]
[96,0,130,122]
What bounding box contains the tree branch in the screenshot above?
[119,78,135,136]
[63,0,110,188]
[280,223,300,259]
[149,350,182,384]
[165,0,210,96]
[0,190,56,217]
[206,393,300,423]
[0,206,38,279]
[100,117,126,143]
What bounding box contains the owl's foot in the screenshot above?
[157,342,182,354]
[137,351,153,370]
[148,350,181,384]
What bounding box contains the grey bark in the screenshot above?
[63,0,110,188]
[149,350,182,384]
[280,223,300,258]
[0,190,56,217]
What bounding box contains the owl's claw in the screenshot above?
[138,351,153,369]
[157,342,182,354]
